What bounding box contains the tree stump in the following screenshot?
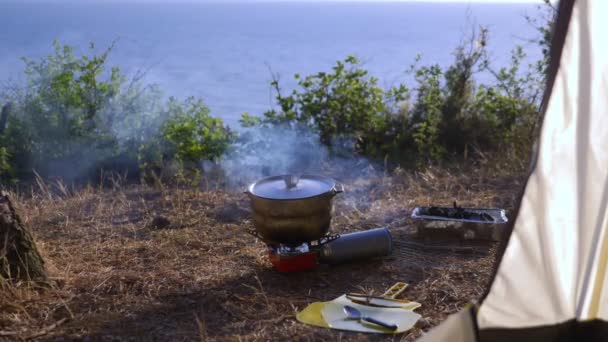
[0,192,47,281]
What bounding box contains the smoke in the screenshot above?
[214,124,382,189]
[0,76,168,184]
[103,83,167,145]
[215,125,326,187]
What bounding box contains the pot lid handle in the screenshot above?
[284,175,300,189]
[332,182,345,194]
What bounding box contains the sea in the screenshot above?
[0,1,541,128]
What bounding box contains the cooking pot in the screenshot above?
[245,174,344,245]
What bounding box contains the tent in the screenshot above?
[419,0,608,340]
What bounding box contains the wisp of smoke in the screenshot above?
[214,125,382,189]
[216,125,328,187]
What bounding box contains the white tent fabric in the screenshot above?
[477,0,608,329]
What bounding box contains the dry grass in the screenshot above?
[0,163,526,341]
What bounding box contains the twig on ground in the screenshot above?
[25,317,68,340]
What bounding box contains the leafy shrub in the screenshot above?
[526,0,558,77]
[409,63,445,160]
[0,147,11,179]
[242,56,409,157]
[466,48,542,162]
[136,97,234,185]
[162,97,234,164]
[410,37,542,161]
[0,41,230,184]
[0,41,127,180]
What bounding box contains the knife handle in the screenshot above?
[362,316,398,330]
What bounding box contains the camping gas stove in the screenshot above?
[266,234,340,273]
[253,228,393,273]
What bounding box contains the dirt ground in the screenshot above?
[0,164,525,341]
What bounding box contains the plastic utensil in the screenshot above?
[343,305,398,331]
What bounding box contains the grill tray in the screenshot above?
[411,207,508,224]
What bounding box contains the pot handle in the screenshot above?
[332,182,345,195]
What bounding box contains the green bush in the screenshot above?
[137,97,234,185]
[0,41,231,184]
[473,47,541,148]
[241,56,409,157]
[0,41,124,179]
[162,97,234,164]
[0,147,11,179]
[408,37,542,161]
[409,63,445,160]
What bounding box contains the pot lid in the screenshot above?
[248,174,336,200]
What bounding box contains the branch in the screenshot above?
[0,102,12,135]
